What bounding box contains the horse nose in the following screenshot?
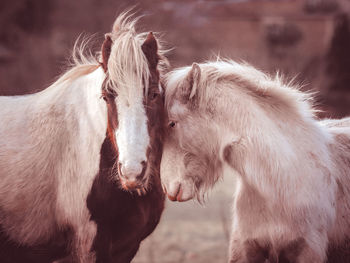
[118,161,147,181]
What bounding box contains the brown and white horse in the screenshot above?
[0,12,166,263]
[160,60,350,262]
[87,13,166,263]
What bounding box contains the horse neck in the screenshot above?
[216,86,333,203]
[26,66,108,163]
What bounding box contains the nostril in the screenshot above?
[136,161,147,181]
[117,162,124,177]
[136,174,143,181]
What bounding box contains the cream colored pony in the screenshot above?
[160,60,350,262]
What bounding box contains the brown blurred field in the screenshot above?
[1,0,349,117]
[1,0,349,262]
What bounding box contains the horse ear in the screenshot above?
[184,63,201,100]
[101,34,113,72]
[141,32,158,69]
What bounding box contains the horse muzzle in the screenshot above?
[118,161,148,192]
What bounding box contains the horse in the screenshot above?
[160,60,350,263]
[0,11,166,263]
[86,14,166,263]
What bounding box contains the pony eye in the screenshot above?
[101,90,117,103]
[169,121,176,128]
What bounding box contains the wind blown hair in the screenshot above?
[56,10,168,93]
[166,59,315,120]
[103,11,168,99]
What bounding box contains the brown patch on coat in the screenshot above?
[101,79,118,151]
[100,33,118,150]
[141,32,165,178]
[87,136,165,262]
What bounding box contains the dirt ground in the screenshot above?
[133,170,236,263]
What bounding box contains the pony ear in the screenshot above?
[141,32,158,69]
[101,34,113,72]
[184,63,201,100]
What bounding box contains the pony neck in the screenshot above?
[217,85,333,203]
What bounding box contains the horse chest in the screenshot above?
[86,137,165,262]
[87,176,165,263]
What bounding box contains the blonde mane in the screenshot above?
[54,11,168,93]
[166,60,315,121]
[104,11,168,99]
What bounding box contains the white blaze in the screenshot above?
[115,96,149,181]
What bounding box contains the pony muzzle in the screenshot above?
[118,161,147,189]
[165,183,192,202]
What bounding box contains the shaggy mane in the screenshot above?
[105,11,168,98]
[54,10,168,91]
[166,59,315,120]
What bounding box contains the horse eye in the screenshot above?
[150,92,158,100]
[110,90,117,97]
[169,121,176,128]
[102,95,108,102]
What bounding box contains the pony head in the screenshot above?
[161,60,318,202]
[101,12,167,192]
[161,63,225,202]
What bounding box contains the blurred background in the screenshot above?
[0,0,349,262]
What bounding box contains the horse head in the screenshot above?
[100,14,166,193]
[161,63,225,202]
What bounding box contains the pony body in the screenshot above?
[160,60,350,262]
[0,11,167,263]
